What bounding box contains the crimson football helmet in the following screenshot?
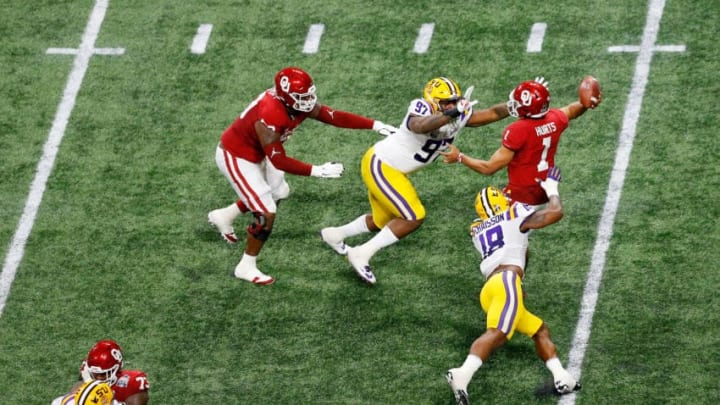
[507,79,550,118]
[274,67,317,112]
[85,339,124,386]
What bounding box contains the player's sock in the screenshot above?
[360,226,399,257]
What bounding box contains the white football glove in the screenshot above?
[534,76,549,88]
[311,162,344,178]
[79,361,92,382]
[372,121,397,137]
[456,98,477,116]
[537,166,562,197]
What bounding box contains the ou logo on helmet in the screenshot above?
[519,89,535,106]
[279,75,291,93]
[111,348,123,362]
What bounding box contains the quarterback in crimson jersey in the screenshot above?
[441,77,602,206]
[208,66,396,285]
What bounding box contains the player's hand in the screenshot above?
[534,76,549,88]
[439,144,461,163]
[311,162,344,178]
[456,98,476,116]
[372,121,397,137]
[443,98,478,118]
[536,166,561,197]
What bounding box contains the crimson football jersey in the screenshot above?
[221,89,310,163]
[501,108,569,205]
[112,369,149,403]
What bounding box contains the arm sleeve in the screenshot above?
[315,105,374,129]
[263,141,313,176]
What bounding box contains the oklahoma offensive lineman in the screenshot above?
[321,77,509,284]
[208,66,396,285]
[441,77,602,206]
[74,339,149,405]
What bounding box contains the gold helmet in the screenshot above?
[423,77,462,112]
[474,187,510,221]
[74,380,114,405]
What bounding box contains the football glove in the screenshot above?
[534,76,550,88]
[538,166,562,197]
[372,121,397,137]
[311,162,344,178]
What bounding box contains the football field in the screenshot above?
[1,0,718,403]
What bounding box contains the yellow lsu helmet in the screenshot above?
[423,77,462,112]
[474,187,510,221]
[75,380,114,405]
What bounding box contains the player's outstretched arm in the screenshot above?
[440,144,514,176]
[466,102,510,127]
[521,167,564,231]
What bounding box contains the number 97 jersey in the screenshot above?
[373,98,471,174]
[470,203,535,279]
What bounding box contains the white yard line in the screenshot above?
[302,23,325,54]
[413,23,435,54]
[190,23,213,54]
[559,0,678,403]
[0,0,110,316]
[527,22,547,53]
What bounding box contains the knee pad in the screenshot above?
[247,212,272,241]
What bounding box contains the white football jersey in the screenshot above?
[373,98,471,173]
[470,203,535,279]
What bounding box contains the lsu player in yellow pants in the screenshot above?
[321,77,509,284]
[446,167,580,404]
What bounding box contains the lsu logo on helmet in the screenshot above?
[423,77,462,112]
[74,380,114,405]
[475,187,510,220]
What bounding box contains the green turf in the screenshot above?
[1,0,718,403]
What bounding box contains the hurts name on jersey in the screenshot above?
[534,122,557,136]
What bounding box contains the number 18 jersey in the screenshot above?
[470,203,535,279]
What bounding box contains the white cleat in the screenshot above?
[553,370,581,395]
[208,209,238,244]
[446,369,470,405]
[320,227,348,256]
[346,247,376,284]
[234,265,275,285]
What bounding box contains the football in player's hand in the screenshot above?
[578,76,601,108]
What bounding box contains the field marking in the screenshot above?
[413,23,435,54]
[47,47,124,55]
[302,24,325,54]
[559,0,678,403]
[526,22,547,53]
[608,44,685,53]
[0,0,112,317]
[190,23,213,54]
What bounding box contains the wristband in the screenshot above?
[457,153,464,164]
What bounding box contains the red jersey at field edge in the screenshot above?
[112,369,149,403]
[221,90,310,163]
[501,108,569,205]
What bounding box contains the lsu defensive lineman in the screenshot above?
[321,77,510,284]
